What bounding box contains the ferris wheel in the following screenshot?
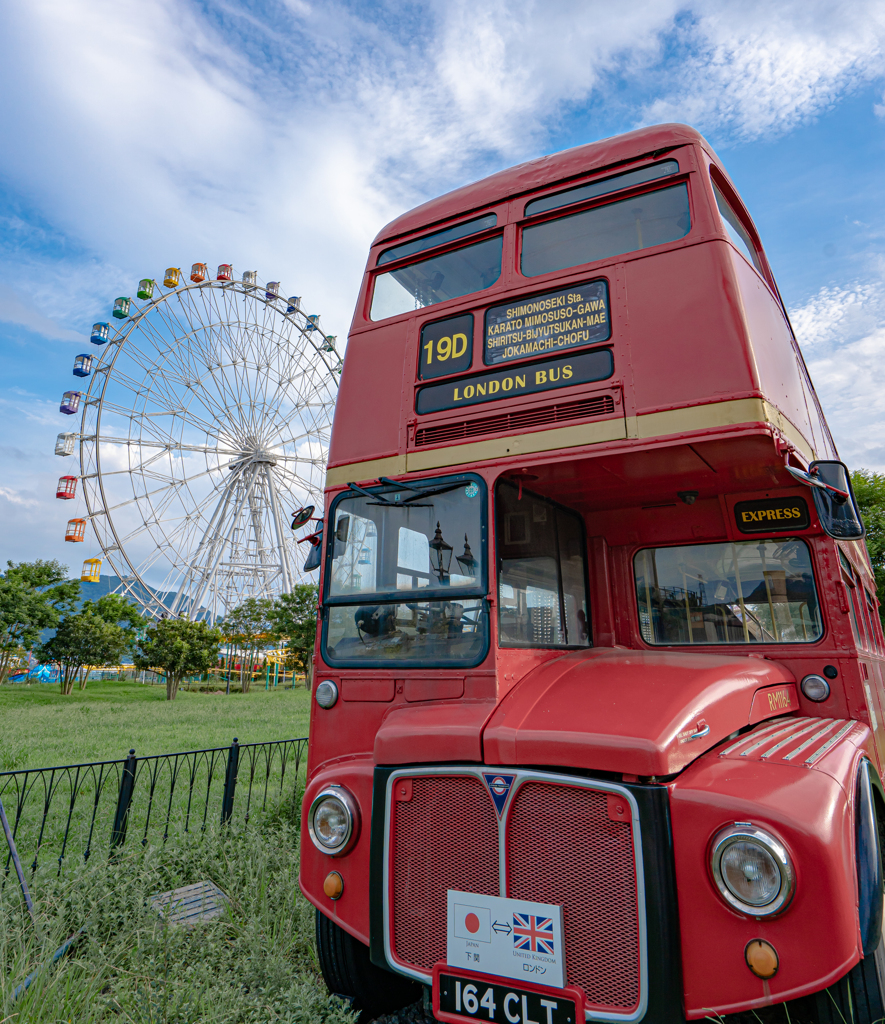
[54,263,340,622]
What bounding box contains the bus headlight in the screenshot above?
[710,825,794,916]
[308,786,359,856]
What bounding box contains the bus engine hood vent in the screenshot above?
[414,394,615,447]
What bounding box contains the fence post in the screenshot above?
[221,738,239,825]
[110,749,137,851]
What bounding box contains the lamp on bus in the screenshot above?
[429,522,453,584]
[456,534,477,577]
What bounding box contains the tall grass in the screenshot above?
[0,817,356,1023]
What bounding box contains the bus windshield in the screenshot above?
[322,476,488,666]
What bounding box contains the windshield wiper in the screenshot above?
[377,477,466,503]
[346,478,465,507]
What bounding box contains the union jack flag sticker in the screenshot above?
[512,913,555,955]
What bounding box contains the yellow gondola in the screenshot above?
[81,558,101,583]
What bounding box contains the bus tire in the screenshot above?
[813,931,885,1024]
[815,762,885,1024]
[315,909,420,1019]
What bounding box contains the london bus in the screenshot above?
[298,123,885,1023]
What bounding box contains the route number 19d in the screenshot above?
[419,313,473,380]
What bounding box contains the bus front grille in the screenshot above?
[390,774,499,973]
[387,770,643,1014]
[506,781,640,1012]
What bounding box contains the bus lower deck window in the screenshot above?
[496,481,589,648]
[634,539,822,645]
[521,183,690,278]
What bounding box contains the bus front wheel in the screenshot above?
[315,909,420,1019]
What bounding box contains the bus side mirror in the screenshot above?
[809,460,865,540]
[303,523,324,572]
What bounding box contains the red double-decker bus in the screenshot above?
[299,123,885,1023]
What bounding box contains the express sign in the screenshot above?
[733,497,810,534]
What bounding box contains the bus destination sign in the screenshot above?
[734,496,810,534]
[416,348,613,415]
[484,280,610,365]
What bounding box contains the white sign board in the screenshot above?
[446,890,565,989]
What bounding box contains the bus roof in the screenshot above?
[375,123,718,246]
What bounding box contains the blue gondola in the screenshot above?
[286,296,301,313]
[91,322,109,345]
[73,354,93,378]
[306,315,320,331]
[60,391,81,415]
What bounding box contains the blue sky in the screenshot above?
[1,0,884,572]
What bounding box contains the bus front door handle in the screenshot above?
[689,723,710,740]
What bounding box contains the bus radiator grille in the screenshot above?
[391,775,499,973]
[506,782,640,1011]
[413,394,616,447]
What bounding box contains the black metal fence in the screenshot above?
[0,737,309,876]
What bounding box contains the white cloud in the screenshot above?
[0,285,83,342]
[638,1,885,140]
[792,276,885,471]
[0,485,38,509]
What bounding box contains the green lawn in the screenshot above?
[1,820,356,1024]
[0,679,312,770]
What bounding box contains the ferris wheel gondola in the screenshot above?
[54,264,340,622]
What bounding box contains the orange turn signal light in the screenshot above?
[323,871,344,900]
[745,939,778,979]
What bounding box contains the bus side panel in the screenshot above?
[328,324,407,467]
[670,748,864,1018]
[626,244,757,417]
[729,249,821,459]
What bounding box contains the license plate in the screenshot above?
[434,966,581,1024]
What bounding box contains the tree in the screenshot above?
[268,585,319,680]
[82,593,144,656]
[39,612,128,695]
[133,617,222,701]
[222,597,274,694]
[852,469,885,629]
[0,560,80,684]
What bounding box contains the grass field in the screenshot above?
[1,816,357,1024]
[0,679,312,770]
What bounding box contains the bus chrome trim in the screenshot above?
[804,721,857,765]
[381,765,649,1022]
[326,396,815,488]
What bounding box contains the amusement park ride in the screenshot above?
[54,264,339,621]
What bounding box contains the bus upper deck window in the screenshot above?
[370,235,503,321]
[712,183,765,275]
[634,539,822,645]
[521,183,690,279]
[524,160,679,218]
